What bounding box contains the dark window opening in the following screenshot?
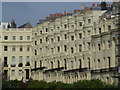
[88,58,90,70]
[108,57,111,68]
[64,59,67,69]
[99,28,101,34]
[64,34,67,39]
[79,59,82,69]
[40,61,42,67]
[71,47,74,53]
[35,61,37,69]
[4,46,8,51]
[64,24,67,28]
[26,69,29,79]
[4,36,8,40]
[64,45,67,52]
[35,50,37,55]
[4,57,8,67]
[79,22,82,26]
[57,60,60,68]
[51,61,53,69]
[35,41,37,45]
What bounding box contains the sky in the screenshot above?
[0,2,2,21]
[2,2,111,27]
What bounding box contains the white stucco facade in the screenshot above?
[1,28,32,80]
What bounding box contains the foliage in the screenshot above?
[71,79,116,88]
[27,80,47,88]
[2,80,27,88]
[2,79,118,89]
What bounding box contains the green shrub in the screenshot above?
[71,79,115,88]
[27,80,47,88]
[2,79,118,88]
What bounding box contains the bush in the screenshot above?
[2,79,118,88]
[2,80,27,88]
[71,79,116,88]
[27,80,47,88]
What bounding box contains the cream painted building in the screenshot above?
[1,27,32,80]
[31,2,120,85]
[1,2,120,85]
[91,2,120,84]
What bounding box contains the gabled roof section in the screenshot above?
[18,22,32,28]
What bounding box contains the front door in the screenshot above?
[26,69,29,79]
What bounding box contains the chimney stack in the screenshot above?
[82,4,85,9]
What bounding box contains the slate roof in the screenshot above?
[18,22,32,28]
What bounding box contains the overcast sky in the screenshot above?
[2,2,111,27]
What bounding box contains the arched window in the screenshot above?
[71,47,74,53]
[79,59,82,69]
[19,56,22,63]
[26,56,30,62]
[26,56,30,66]
[98,59,100,69]
[12,56,16,66]
[19,46,23,51]
[57,60,60,68]
[57,46,60,53]
[71,61,74,69]
[51,61,53,69]
[88,58,90,70]
[108,57,111,68]
[34,61,37,68]
[64,59,67,69]
[40,60,42,67]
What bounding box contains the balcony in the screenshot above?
[18,63,23,67]
[11,64,16,67]
[64,68,88,74]
[101,67,117,72]
[31,66,46,71]
[91,67,117,74]
[91,69,100,74]
[44,67,64,73]
[26,62,30,66]
[4,64,8,67]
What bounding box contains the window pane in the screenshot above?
[4,46,8,51]
[12,70,15,77]
[26,56,30,62]
[27,36,30,40]
[12,36,16,40]
[19,70,22,78]
[71,61,74,69]
[20,46,23,51]
[27,46,30,51]
[12,56,16,65]
[4,36,8,40]
[19,56,22,63]
[20,36,23,40]
[12,46,16,51]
